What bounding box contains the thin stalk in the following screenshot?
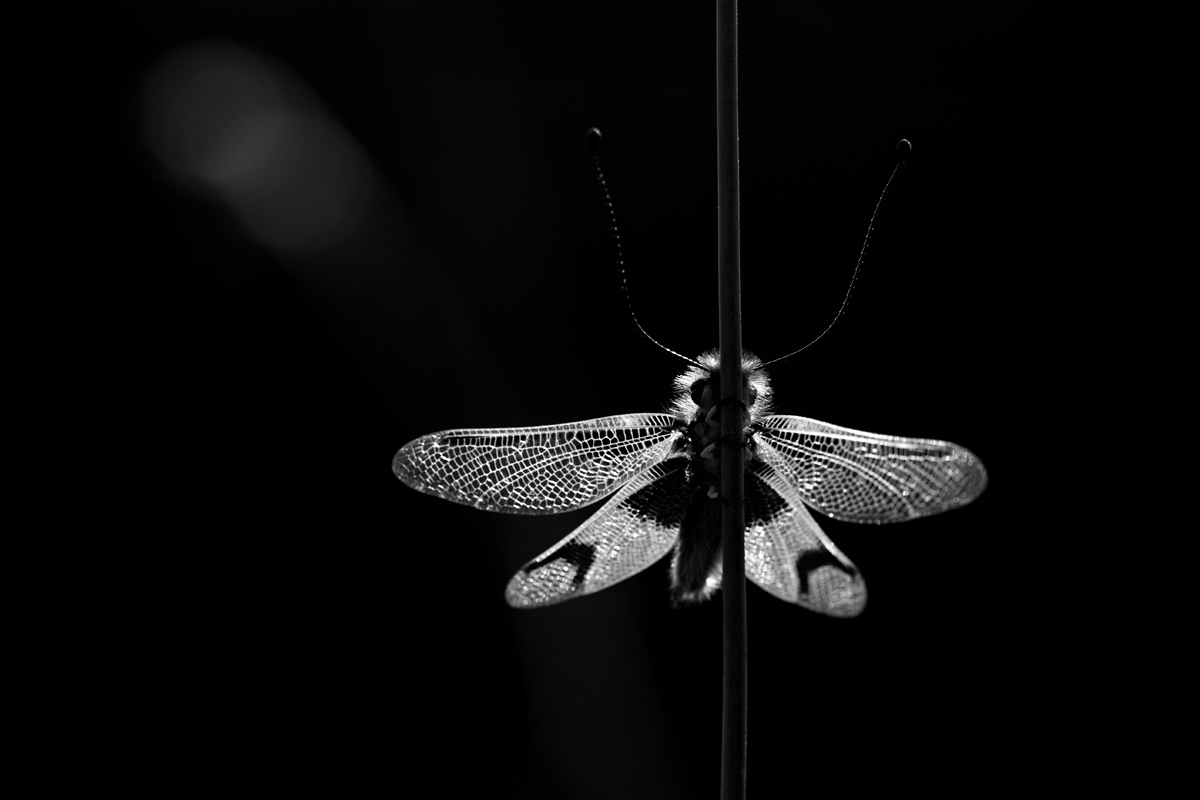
[716,2,745,800]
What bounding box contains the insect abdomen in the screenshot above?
[670,487,722,605]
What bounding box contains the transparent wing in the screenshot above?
[506,461,690,607]
[743,459,867,617]
[393,414,683,514]
[756,415,987,523]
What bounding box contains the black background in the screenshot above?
[82,2,1071,795]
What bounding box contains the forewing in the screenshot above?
[393,414,682,514]
[506,460,690,607]
[756,415,987,523]
[743,460,866,617]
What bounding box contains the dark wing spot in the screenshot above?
[523,542,596,590]
[744,465,788,528]
[622,463,689,527]
[795,550,857,596]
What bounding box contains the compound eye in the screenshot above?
[690,379,709,405]
[746,384,758,404]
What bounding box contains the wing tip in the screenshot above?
[504,568,587,609]
[391,439,427,484]
[951,448,989,507]
[797,566,868,617]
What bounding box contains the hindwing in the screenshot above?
[506,460,690,607]
[744,457,867,617]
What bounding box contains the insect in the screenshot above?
[392,349,987,617]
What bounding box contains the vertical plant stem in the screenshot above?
[716,2,745,799]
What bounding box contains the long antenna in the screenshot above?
[587,128,701,368]
[760,138,911,369]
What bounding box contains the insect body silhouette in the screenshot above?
[393,349,987,617]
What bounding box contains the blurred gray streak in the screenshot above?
[141,41,375,253]
[138,38,486,418]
